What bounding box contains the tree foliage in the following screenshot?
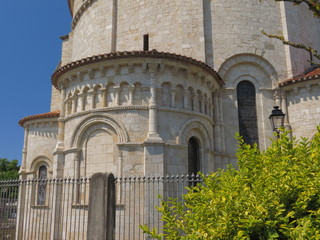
[0,158,20,180]
[262,0,320,65]
[142,128,320,239]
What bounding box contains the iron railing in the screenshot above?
[0,174,202,240]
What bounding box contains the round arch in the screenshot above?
[178,119,211,149]
[218,53,278,89]
[29,156,52,172]
[71,113,129,148]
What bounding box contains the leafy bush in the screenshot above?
[142,128,320,239]
[0,158,20,180]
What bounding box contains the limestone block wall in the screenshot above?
[283,3,320,76]
[71,0,113,61]
[217,54,278,163]
[116,0,206,62]
[210,0,288,80]
[284,79,320,138]
[22,120,58,177]
[51,55,220,177]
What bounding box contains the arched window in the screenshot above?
[188,137,200,175]
[37,165,47,205]
[237,81,259,145]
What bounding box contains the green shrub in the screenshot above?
[141,128,320,239]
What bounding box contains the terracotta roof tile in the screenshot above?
[19,111,60,126]
[279,67,320,87]
[51,50,224,89]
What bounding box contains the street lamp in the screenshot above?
[269,106,285,137]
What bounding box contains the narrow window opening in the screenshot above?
[143,34,149,51]
[188,137,200,187]
[37,165,47,205]
[237,80,259,145]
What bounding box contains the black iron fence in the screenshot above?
[0,174,202,240]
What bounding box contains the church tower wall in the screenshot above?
[282,2,320,77]
[71,0,114,61]
[210,0,288,80]
[116,0,206,62]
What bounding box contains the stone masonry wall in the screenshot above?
[72,0,113,61]
[116,0,206,62]
[211,0,288,80]
[285,80,320,138]
[284,3,320,76]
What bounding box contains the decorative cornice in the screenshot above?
[279,67,320,87]
[19,111,60,127]
[63,106,149,121]
[68,0,73,16]
[51,50,224,89]
[71,0,97,30]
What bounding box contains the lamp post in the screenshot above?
[269,106,286,138]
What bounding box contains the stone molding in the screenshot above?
[71,113,129,148]
[218,53,278,88]
[177,119,212,147]
[51,50,223,89]
[63,106,149,121]
[71,0,97,30]
[29,156,53,174]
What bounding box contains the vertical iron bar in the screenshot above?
[48,179,55,239]
[132,177,137,240]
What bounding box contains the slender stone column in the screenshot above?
[78,93,85,111]
[52,82,67,240]
[281,91,292,135]
[87,89,94,109]
[170,89,176,108]
[102,88,107,107]
[72,95,77,114]
[191,93,196,111]
[183,90,189,110]
[145,64,162,142]
[114,86,121,106]
[128,86,134,105]
[20,127,29,173]
[57,85,66,149]
[274,88,282,107]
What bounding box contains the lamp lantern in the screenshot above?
[269,106,285,136]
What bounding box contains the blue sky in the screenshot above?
[0,1,71,163]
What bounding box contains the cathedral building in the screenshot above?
[18,0,320,180]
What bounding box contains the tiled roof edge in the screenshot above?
[279,67,320,87]
[19,111,60,127]
[51,50,224,89]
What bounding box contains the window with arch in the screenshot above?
[37,165,47,205]
[188,137,200,175]
[237,80,259,145]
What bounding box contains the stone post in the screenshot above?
[87,173,116,240]
[145,63,162,142]
[170,89,176,108]
[183,90,189,110]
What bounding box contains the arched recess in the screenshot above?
[71,114,129,148]
[29,156,52,175]
[178,120,212,173]
[29,156,52,205]
[218,53,278,89]
[218,54,278,151]
[71,114,129,177]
